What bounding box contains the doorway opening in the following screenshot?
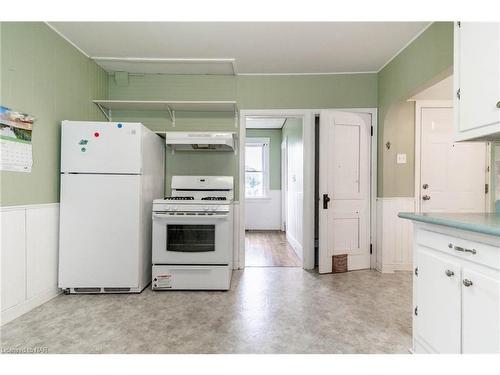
[243,116,304,267]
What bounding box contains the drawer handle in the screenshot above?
[449,244,476,255]
[445,269,454,277]
[463,279,473,287]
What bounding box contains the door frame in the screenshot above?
[317,109,378,272]
[414,100,492,213]
[281,135,288,232]
[238,108,377,271]
[239,109,315,270]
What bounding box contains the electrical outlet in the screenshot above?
[396,153,407,164]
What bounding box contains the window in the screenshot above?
[245,138,270,198]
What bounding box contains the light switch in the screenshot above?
[396,153,407,164]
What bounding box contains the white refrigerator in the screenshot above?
[58,121,165,293]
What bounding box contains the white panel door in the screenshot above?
[319,111,371,273]
[59,174,141,288]
[420,106,486,212]
[61,121,143,174]
[456,22,500,134]
[415,247,461,353]
[462,267,500,353]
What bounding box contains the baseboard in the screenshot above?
[1,288,61,325]
[245,226,282,231]
[286,232,303,260]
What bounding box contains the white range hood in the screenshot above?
[164,131,236,151]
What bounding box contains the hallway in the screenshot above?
[245,230,301,267]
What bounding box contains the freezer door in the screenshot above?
[61,121,143,174]
[59,174,142,288]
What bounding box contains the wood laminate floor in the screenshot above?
[245,230,302,267]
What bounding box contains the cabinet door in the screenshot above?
[462,268,500,353]
[455,22,500,140]
[416,247,461,353]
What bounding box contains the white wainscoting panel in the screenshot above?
[376,198,415,273]
[1,204,61,325]
[287,191,304,260]
[232,201,241,269]
[245,190,281,230]
[1,209,26,314]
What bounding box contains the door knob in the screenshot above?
[422,195,431,201]
[463,279,473,287]
[496,101,500,108]
[422,183,429,189]
[445,269,454,277]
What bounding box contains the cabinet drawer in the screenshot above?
[416,229,500,270]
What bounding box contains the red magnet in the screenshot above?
[94,132,100,137]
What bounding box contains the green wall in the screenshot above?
[237,74,377,109]
[109,72,378,199]
[377,22,454,197]
[0,22,108,206]
[1,21,456,205]
[246,128,282,190]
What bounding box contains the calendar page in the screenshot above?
[0,106,35,173]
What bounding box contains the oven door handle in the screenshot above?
[153,213,229,220]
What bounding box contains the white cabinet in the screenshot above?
[415,248,461,353]
[454,22,500,141]
[462,268,500,353]
[413,226,500,353]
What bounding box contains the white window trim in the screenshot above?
[245,137,270,200]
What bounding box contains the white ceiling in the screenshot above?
[48,22,430,75]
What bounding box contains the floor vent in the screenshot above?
[74,288,101,293]
[103,287,131,293]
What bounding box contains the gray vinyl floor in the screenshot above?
[1,268,412,354]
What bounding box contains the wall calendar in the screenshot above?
[0,106,35,173]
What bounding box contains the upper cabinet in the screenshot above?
[454,22,500,141]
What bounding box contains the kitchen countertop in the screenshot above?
[398,212,500,237]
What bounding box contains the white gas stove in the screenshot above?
[152,176,233,290]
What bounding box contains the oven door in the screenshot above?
[152,212,232,264]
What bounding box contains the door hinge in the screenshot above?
[457,21,461,28]
[414,266,418,277]
[370,126,373,136]
[456,88,461,100]
[370,243,373,254]
[414,306,418,316]
[485,183,489,194]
